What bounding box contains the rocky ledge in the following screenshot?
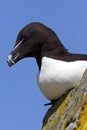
[42,70,87,130]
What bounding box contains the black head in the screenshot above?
[7,22,66,69]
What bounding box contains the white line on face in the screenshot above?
[12,39,24,51]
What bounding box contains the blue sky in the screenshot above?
[0,0,87,130]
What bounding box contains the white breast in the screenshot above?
[37,57,87,100]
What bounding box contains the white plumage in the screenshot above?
[37,57,87,100]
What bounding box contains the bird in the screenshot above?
[7,22,87,105]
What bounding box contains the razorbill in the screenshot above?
[7,22,87,103]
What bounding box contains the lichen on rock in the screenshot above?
[42,70,87,130]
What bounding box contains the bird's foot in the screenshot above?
[44,99,58,106]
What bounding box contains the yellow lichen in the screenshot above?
[76,95,87,130]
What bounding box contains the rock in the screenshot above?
[42,70,87,130]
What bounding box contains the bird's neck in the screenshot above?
[36,40,68,70]
[35,37,87,70]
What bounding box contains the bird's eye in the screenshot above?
[24,36,29,41]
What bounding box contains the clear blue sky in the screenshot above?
[0,0,87,130]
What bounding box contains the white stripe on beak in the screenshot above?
[7,54,15,64]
